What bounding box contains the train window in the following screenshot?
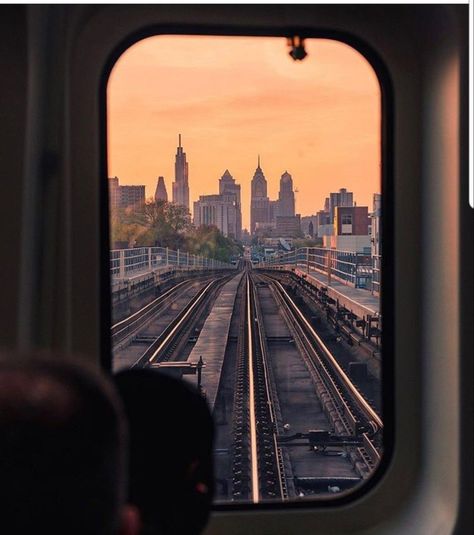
[107,35,386,505]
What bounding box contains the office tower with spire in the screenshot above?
[250,156,271,235]
[278,171,295,217]
[154,176,168,202]
[172,134,190,211]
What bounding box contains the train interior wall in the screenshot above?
[0,4,471,535]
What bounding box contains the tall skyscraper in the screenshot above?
[154,176,168,202]
[172,134,189,210]
[219,169,241,205]
[193,169,242,240]
[219,169,242,240]
[278,171,295,217]
[250,156,270,235]
[193,194,240,239]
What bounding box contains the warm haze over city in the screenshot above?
[107,35,381,228]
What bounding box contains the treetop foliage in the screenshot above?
[110,199,242,262]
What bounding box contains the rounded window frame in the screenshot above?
[100,25,394,511]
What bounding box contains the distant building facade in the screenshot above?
[120,185,145,209]
[250,157,271,235]
[193,169,242,240]
[301,215,318,237]
[154,176,168,202]
[241,228,251,245]
[275,214,302,238]
[193,194,241,239]
[325,205,370,252]
[277,171,295,217]
[172,134,190,210]
[315,210,332,239]
[108,176,145,211]
[219,170,242,240]
[108,177,121,212]
[269,200,279,225]
[329,188,354,223]
[334,206,369,236]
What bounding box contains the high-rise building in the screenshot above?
[172,134,189,210]
[219,169,240,204]
[108,176,145,211]
[219,169,242,240]
[193,169,242,240]
[193,194,240,239]
[278,171,295,217]
[108,176,121,212]
[154,176,168,202]
[269,200,279,225]
[250,156,270,235]
[329,188,353,223]
[120,185,145,209]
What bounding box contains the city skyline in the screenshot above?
[108,35,380,228]
[112,152,379,230]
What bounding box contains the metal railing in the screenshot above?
[110,246,234,279]
[260,247,381,294]
[371,255,381,294]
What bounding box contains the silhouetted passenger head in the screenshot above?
[0,356,137,535]
[114,369,214,535]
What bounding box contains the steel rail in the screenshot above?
[270,277,383,432]
[111,280,191,344]
[128,276,228,368]
[249,275,287,501]
[246,274,260,503]
[146,279,219,364]
[263,274,382,469]
[230,273,251,501]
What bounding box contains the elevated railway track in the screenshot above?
[112,265,383,500]
[213,268,383,501]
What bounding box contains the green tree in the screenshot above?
[110,199,243,263]
[112,199,191,249]
[110,206,147,248]
[186,225,242,262]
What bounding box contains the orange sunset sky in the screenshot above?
[108,35,381,230]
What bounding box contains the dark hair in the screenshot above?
[0,356,127,535]
[114,369,214,535]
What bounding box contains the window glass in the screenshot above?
[108,35,383,504]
